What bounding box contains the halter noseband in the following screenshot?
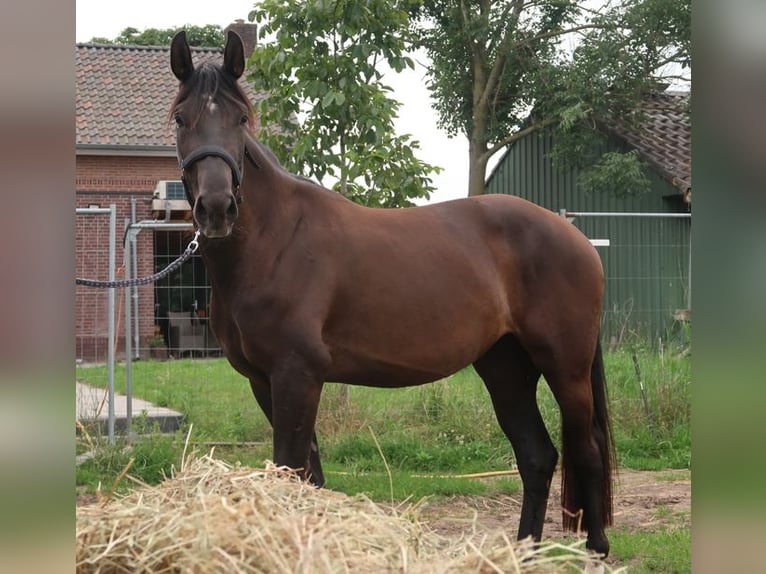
[179,145,243,207]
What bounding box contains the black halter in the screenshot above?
[179,145,243,207]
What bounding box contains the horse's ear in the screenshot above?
[171,31,194,82]
[223,30,245,79]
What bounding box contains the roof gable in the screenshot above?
[607,92,691,193]
[76,43,260,151]
[485,91,691,200]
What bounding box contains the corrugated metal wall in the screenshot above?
[486,131,691,345]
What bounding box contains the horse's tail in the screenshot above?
[561,337,616,531]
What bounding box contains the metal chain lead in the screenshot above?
[76,231,200,288]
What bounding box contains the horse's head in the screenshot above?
[170,30,253,238]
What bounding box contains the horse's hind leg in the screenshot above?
[530,339,613,558]
[473,334,557,543]
[546,370,611,556]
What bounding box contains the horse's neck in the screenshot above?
[244,132,283,176]
[197,229,246,289]
[198,137,297,288]
[241,135,295,224]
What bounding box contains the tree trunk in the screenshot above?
[468,48,489,197]
[467,138,489,196]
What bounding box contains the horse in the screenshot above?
[169,30,615,558]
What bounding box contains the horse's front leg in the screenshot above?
[307,431,325,487]
[269,353,326,486]
[248,371,326,486]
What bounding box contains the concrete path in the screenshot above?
[76,382,183,434]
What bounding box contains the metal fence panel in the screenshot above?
[564,211,691,346]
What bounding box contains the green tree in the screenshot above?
[412,0,690,196]
[247,0,441,207]
[90,25,224,47]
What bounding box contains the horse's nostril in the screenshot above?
[195,199,208,221]
[226,198,238,218]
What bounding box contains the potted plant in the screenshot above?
[147,335,168,360]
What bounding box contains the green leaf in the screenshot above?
[245,0,440,206]
[321,90,336,109]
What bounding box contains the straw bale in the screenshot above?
[76,453,620,573]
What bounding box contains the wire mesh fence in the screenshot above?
[75,205,118,442]
[564,210,691,348]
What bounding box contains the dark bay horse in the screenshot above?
[169,30,615,557]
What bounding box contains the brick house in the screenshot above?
[75,21,258,362]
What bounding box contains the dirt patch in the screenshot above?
[76,491,99,506]
[417,469,691,540]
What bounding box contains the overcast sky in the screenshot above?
[75,0,475,204]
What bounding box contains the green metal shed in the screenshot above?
[485,92,691,346]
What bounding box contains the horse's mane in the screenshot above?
[244,132,320,186]
[168,62,255,128]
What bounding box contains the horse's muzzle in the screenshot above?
[193,192,238,238]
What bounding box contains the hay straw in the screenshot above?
[77,452,623,573]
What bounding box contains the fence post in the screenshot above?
[124,218,133,440]
[131,198,140,360]
[107,205,116,442]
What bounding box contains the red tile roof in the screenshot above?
[608,92,691,193]
[76,43,260,151]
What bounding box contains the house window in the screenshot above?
[164,181,186,200]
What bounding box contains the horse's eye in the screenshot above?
[239,115,248,125]
[173,112,185,127]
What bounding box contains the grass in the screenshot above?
[77,346,690,570]
[608,527,691,573]
[76,430,182,497]
[76,346,690,481]
[77,359,272,443]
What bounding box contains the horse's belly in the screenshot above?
[330,361,450,388]
[325,314,504,387]
[328,356,464,388]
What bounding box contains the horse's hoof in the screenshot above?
[584,558,605,574]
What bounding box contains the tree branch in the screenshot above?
[481,116,558,164]
[480,0,524,114]
[655,49,689,71]
[486,0,522,55]
[511,23,604,51]
[458,0,474,55]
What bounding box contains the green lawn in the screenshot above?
[76,346,690,473]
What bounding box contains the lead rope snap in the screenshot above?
[188,230,201,253]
